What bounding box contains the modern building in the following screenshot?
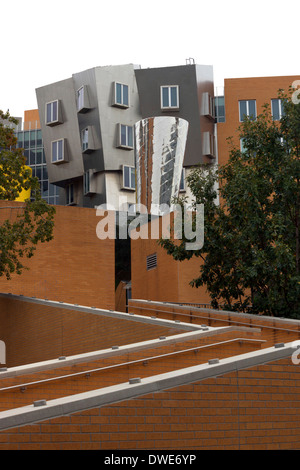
[15,110,61,205]
[216,75,300,167]
[35,63,216,210]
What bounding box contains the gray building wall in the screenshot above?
[134,64,215,166]
[36,63,215,209]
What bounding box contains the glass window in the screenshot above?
[30,130,36,148]
[239,100,256,121]
[119,125,133,148]
[83,171,90,194]
[23,131,30,149]
[42,180,48,197]
[42,165,48,180]
[271,99,285,120]
[17,132,24,148]
[123,165,135,190]
[114,83,129,107]
[46,100,58,124]
[36,149,42,165]
[77,87,84,111]
[51,139,64,162]
[35,166,42,181]
[81,128,89,152]
[215,96,225,123]
[36,130,42,147]
[161,86,179,109]
[66,184,74,205]
[28,150,35,166]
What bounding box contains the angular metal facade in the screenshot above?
[36,63,215,209]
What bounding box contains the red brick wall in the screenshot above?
[0,296,183,368]
[217,75,300,167]
[0,202,115,309]
[131,216,211,305]
[0,357,299,450]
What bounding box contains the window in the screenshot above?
[147,253,157,270]
[51,139,66,163]
[122,165,135,190]
[240,138,247,152]
[83,171,90,195]
[202,132,215,158]
[113,82,129,108]
[77,87,84,111]
[239,100,256,121]
[272,99,285,120]
[46,100,62,126]
[179,168,186,192]
[203,92,215,120]
[161,86,179,110]
[76,85,91,113]
[81,128,89,152]
[66,184,74,205]
[215,96,225,123]
[118,124,134,149]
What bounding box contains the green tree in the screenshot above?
[0,110,55,279]
[159,90,300,318]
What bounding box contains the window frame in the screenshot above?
[118,124,134,149]
[77,86,84,112]
[122,165,136,191]
[160,85,179,110]
[51,138,66,164]
[113,82,129,108]
[81,127,89,152]
[66,183,74,205]
[271,98,285,121]
[83,170,90,195]
[239,99,257,122]
[45,100,61,126]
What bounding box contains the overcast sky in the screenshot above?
[2,0,299,120]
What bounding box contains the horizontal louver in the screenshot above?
[146,253,157,270]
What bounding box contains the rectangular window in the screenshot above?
[83,171,90,195]
[122,165,135,190]
[271,99,285,120]
[81,128,89,152]
[46,100,62,126]
[161,86,179,110]
[114,82,129,108]
[77,87,84,111]
[66,184,74,205]
[179,168,185,192]
[51,139,65,163]
[239,100,256,121]
[118,124,134,149]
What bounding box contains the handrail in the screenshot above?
[0,337,265,393]
[128,304,300,335]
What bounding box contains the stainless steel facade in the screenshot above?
[36,63,215,209]
[135,117,189,214]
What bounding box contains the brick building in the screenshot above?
[0,73,300,450]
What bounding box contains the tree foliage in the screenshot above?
[159,90,300,318]
[0,110,55,279]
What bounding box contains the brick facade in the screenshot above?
[0,202,115,310]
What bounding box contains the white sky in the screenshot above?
[2,0,299,119]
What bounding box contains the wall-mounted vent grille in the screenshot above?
[146,253,157,271]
